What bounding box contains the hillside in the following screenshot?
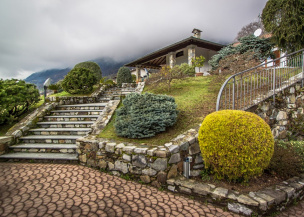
[24,58,128,90]
[99,76,221,145]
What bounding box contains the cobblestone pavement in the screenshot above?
[0,163,239,217]
[0,163,303,217]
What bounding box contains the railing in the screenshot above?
[216,48,304,111]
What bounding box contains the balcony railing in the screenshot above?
[216,48,304,111]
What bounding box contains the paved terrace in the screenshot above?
[0,163,303,217]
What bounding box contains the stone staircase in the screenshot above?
[100,86,137,101]
[0,85,139,162]
[0,102,107,162]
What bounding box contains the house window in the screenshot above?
[176,51,184,58]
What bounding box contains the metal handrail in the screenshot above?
[216,48,304,111]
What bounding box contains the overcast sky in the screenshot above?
[0,0,268,80]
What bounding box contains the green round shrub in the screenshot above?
[198,110,274,182]
[74,61,102,81]
[61,68,97,94]
[114,93,178,138]
[117,67,132,87]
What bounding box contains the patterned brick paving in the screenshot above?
[0,163,239,217]
[0,163,303,217]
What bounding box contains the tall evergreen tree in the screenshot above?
[262,0,304,52]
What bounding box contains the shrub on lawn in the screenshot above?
[198,110,274,182]
[0,79,40,124]
[116,67,132,87]
[61,68,98,94]
[114,93,178,138]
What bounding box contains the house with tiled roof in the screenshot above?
[125,29,224,79]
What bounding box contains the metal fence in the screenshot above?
[216,48,304,111]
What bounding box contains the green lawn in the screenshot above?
[98,76,221,146]
[0,96,44,136]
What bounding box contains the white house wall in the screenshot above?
[175,49,188,65]
[164,47,218,73]
[195,47,217,72]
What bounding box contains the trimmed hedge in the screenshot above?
[114,93,178,138]
[198,110,274,182]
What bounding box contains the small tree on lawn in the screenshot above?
[192,55,206,69]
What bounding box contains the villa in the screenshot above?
[125,28,224,79]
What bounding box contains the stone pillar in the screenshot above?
[135,66,141,82]
[188,45,196,66]
[169,52,176,68]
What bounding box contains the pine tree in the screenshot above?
[262,0,304,52]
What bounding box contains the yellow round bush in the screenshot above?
[198,110,274,182]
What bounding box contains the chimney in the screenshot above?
[192,28,202,39]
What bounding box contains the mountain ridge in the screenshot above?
[24,58,128,90]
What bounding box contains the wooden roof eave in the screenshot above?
[125,37,224,68]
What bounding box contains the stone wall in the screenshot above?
[0,136,13,155]
[167,175,304,216]
[91,100,120,135]
[250,81,304,140]
[46,85,106,105]
[77,128,201,187]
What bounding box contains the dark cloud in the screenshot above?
[0,0,267,79]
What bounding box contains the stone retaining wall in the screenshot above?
[250,81,304,140]
[91,100,120,135]
[167,174,304,216]
[0,136,13,155]
[46,85,106,105]
[77,127,201,187]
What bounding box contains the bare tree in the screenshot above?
[234,21,265,42]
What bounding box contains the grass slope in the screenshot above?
[98,76,221,146]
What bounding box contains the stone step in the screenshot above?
[10,143,77,149]
[0,152,78,160]
[51,110,103,115]
[29,128,91,136]
[43,115,99,122]
[99,99,110,103]
[9,143,77,153]
[56,103,107,110]
[20,135,82,144]
[36,121,94,128]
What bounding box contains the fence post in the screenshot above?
[273,67,276,105]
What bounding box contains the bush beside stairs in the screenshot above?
[0,86,135,162]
